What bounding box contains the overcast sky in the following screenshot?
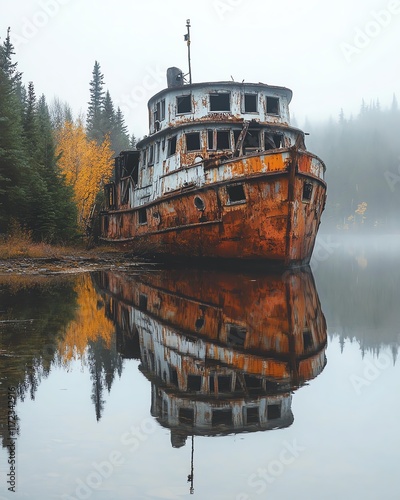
[2,0,399,137]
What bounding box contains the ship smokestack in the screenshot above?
[167,67,184,88]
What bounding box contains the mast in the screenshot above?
[184,19,192,84]
[187,434,194,494]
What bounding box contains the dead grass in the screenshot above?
[0,234,75,259]
[0,232,128,260]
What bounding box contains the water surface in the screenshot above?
[0,234,399,500]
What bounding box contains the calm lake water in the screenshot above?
[1,234,399,500]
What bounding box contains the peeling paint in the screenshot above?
[98,76,327,265]
[93,266,327,436]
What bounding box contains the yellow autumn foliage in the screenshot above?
[55,120,113,228]
[58,274,115,362]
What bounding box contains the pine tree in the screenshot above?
[114,107,130,152]
[102,90,115,132]
[130,133,137,149]
[87,61,105,144]
[1,29,77,241]
[0,43,28,233]
[36,95,77,241]
[2,28,22,89]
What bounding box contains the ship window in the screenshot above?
[227,184,246,203]
[266,97,280,115]
[303,330,314,350]
[195,317,204,330]
[170,366,179,387]
[210,92,231,111]
[244,374,262,391]
[179,408,194,425]
[210,375,216,393]
[207,130,214,150]
[156,141,160,162]
[267,404,281,420]
[167,135,177,156]
[302,182,313,201]
[233,130,241,150]
[161,99,165,120]
[244,93,258,112]
[186,132,201,151]
[243,129,260,149]
[177,95,192,114]
[273,133,282,148]
[218,375,231,392]
[148,144,154,165]
[194,196,205,211]
[247,407,259,424]
[216,130,230,150]
[138,207,147,224]
[139,293,148,310]
[212,409,232,426]
[187,375,202,391]
[154,102,160,128]
[227,324,246,347]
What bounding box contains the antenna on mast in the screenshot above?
[187,434,194,494]
[184,19,192,84]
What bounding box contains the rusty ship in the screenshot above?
[98,24,326,266]
[94,267,327,439]
[93,266,326,493]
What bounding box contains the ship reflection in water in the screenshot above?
[94,267,327,450]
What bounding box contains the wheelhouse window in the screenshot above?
[264,132,282,150]
[185,132,201,151]
[212,409,232,426]
[207,129,214,150]
[154,102,160,129]
[167,135,177,156]
[210,92,231,111]
[266,96,280,115]
[177,95,192,114]
[155,141,160,162]
[148,144,154,165]
[161,99,165,120]
[244,93,258,112]
[216,130,230,149]
[243,129,260,149]
[267,404,281,420]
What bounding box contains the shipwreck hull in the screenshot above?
[92,266,327,438]
[99,149,326,266]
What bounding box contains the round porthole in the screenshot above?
[195,318,205,330]
[194,196,205,211]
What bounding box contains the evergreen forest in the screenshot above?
[1,26,399,244]
[0,29,132,242]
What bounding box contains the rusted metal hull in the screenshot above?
[99,149,326,266]
[93,267,327,436]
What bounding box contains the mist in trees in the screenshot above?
[305,98,400,232]
[87,60,130,154]
[2,24,399,242]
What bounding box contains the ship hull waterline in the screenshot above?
[99,151,327,267]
